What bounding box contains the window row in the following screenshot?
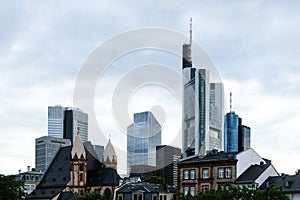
[183,167,232,180]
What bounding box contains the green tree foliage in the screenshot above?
[143,176,166,184]
[0,174,26,200]
[74,191,106,200]
[178,184,289,200]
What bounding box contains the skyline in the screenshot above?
[1,1,300,175]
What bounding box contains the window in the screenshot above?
[202,185,209,191]
[184,187,189,195]
[79,173,83,182]
[202,168,209,179]
[79,163,84,171]
[190,187,195,196]
[225,167,232,178]
[218,168,224,178]
[152,195,157,200]
[184,170,189,179]
[118,194,123,200]
[190,169,196,179]
[159,195,166,200]
[133,193,143,200]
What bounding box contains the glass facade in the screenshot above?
[93,145,104,162]
[127,111,161,174]
[224,112,239,152]
[239,125,251,152]
[35,136,71,172]
[48,106,88,144]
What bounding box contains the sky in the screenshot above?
[1,1,300,175]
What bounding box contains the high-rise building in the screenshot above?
[156,145,181,186]
[224,93,251,152]
[35,136,71,173]
[93,145,104,162]
[64,109,88,143]
[127,111,161,174]
[209,83,224,151]
[48,106,65,138]
[224,112,239,152]
[182,19,223,158]
[48,106,88,144]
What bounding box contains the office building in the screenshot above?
[209,83,224,151]
[48,105,88,144]
[182,19,223,158]
[238,123,251,152]
[156,145,181,186]
[93,144,104,162]
[35,136,71,173]
[64,108,88,143]
[127,111,161,174]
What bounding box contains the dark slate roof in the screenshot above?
[28,142,108,199]
[178,150,238,165]
[260,174,300,193]
[117,182,177,194]
[234,163,271,184]
[58,191,75,200]
[87,167,120,186]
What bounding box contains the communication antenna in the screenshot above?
[189,17,192,45]
[230,92,232,112]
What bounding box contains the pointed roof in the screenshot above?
[103,139,117,162]
[71,133,86,160]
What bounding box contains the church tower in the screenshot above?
[69,128,87,195]
[102,139,117,170]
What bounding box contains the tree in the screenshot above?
[178,183,289,200]
[74,191,106,200]
[143,176,166,184]
[0,174,26,200]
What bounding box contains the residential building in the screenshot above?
[234,161,278,186]
[115,182,177,200]
[28,134,120,200]
[48,105,88,144]
[177,148,270,195]
[15,166,43,194]
[35,136,71,173]
[103,139,117,170]
[93,144,104,162]
[127,111,161,174]
[260,174,300,200]
[156,145,181,186]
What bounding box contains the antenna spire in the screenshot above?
[230,92,232,112]
[189,17,192,45]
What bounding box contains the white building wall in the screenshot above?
[255,165,278,186]
[236,148,265,177]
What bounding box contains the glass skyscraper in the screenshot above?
[224,112,239,152]
[239,124,251,152]
[127,111,161,174]
[48,106,88,144]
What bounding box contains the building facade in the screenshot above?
[127,111,161,174]
[48,105,88,144]
[15,166,44,194]
[224,112,239,152]
[238,125,251,152]
[156,145,181,186]
[35,136,71,173]
[93,144,104,162]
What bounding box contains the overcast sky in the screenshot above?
[1,1,299,175]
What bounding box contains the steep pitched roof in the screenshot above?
[234,163,271,184]
[71,133,86,159]
[87,167,120,186]
[103,139,117,162]
[260,174,300,193]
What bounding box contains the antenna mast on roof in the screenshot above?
[230,92,233,112]
[189,17,192,45]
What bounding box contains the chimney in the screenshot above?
[27,166,30,172]
[18,169,21,174]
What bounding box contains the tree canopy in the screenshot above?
[143,175,166,185]
[178,184,289,200]
[74,191,107,200]
[0,174,26,200]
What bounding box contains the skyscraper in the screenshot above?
[48,106,88,144]
[224,111,239,152]
[64,108,88,143]
[182,19,223,158]
[209,83,224,151]
[224,93,251,152]
[35,136,71,172]
[127,111,161,174]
